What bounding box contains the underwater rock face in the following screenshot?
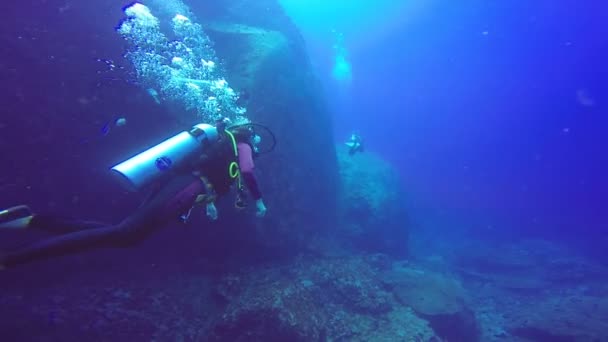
[337,146,409,257]
[198,0,339,252]
[204,23,289,92]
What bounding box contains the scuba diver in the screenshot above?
[345,132,364,155]
[0,120,269,270]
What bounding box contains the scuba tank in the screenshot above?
[110,123,218,191]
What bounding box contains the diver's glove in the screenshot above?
[255,199,267,218]
[206,202,218,221]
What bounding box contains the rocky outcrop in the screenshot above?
[508,294,608,342]
[199,2,339,255]
[381,261,480,341]
[203,23,288,92]
[337,146,409,257]
[177,0,338,255]
[210,255,442,341]
[453,240,608,341]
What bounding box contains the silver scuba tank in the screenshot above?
[110,123,219,191]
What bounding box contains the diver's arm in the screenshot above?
[237,143,262,200]
[237,143,266,216]
[242,173,262,200]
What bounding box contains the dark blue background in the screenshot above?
[322,1,607,250]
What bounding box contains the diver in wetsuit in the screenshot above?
[0,122,267,269]
[345,132,364,155]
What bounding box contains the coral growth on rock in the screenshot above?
[337,145,410,257]
[209,255,472,341]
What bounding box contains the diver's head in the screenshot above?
[231,126,261,152]
[231,126,253,143]
[216,117,232,132]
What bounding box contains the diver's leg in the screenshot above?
[0,216,155,269]
[0,205,107,233]
[0,195,165,268]
[0,220,135,269]
[29,215,109,233]
[0,175,204,269]
[0,191,176,268]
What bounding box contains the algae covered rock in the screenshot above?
[457,241,608,341]
[506,294,608,341]
[382,262,480,341]
[211,255,439,341]
[203,22,289,92]
[337,146,409,257]
[385,267,467,315]
[196,1,339,254]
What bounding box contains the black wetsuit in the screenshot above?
[1,131,249,268]
[1,174,206,268]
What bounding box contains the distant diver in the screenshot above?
[0,120,271,270]
[345,132,364,155]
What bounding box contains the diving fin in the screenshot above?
[0,205,33,230]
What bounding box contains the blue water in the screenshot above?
[0,0,607,340]
[294,0,608,251]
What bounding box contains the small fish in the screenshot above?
[96,58,121,73]
[115,117,127,126]
[576,89,595,107]
[58,2,71,14]
[101,122,111,136]
[100,117,127,136]
[147,88,161,104]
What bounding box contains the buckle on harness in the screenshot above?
[196,176,217,204]
[180,206,194,223]
[180,176,217,224]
